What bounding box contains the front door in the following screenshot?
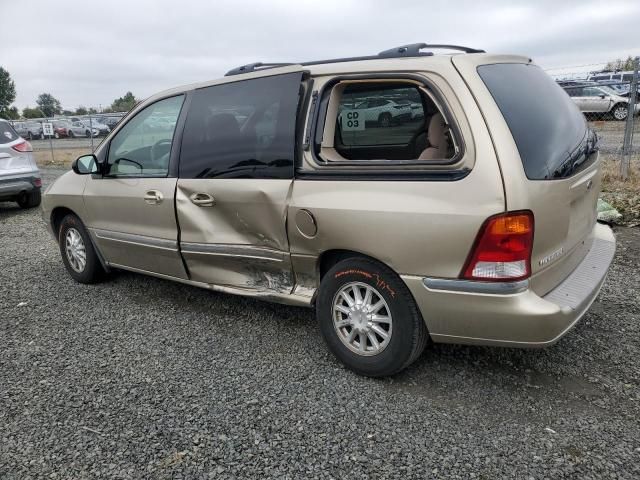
[83,95,188,279]
[175,70,303,293]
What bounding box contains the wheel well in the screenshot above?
[51,207,76,239]
[318,249,382,280]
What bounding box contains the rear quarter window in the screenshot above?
[478,63,587,180]
[0,122,19,144]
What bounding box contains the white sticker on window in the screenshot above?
[341,111,365,131]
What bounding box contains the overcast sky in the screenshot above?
[2,0,639,111]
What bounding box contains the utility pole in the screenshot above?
[621,56,639,179]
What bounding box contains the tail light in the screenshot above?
[461,211,534,282]
[33,177,42,187]
[12,141,33,153]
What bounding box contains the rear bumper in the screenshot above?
[402,223,615,347]
[0,174,40,200]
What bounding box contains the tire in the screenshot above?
[16,190,41,209]
[378,112,392,128]
[58,214,105,284]
[54,132,60,139]
[612,103,628,121]
[316,257,428,377]
[85,130,91,138]
[68,130,75,138]
[27,132,33,140]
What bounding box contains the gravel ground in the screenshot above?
[1,169,639,479]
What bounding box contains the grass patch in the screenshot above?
[600,154,640,226]
[34,148,90,168]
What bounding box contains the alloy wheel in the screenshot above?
[332,282,393,356]
[65,227,87,273]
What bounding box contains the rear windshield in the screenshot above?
[478,63,587,180]
[0,122,19,144]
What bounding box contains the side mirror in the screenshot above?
[72,154,99,175]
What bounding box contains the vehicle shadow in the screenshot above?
[0,202,28,219]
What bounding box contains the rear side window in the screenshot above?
[179,72,302,179]
[478,63,587,180]
[0,122,18,144]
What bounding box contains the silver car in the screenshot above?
[0,119,42,208]
[67,120,99,138]
[565,84,639,120]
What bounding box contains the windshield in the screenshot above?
[478,63,588,180]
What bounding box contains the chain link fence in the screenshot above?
[548,56,639,180]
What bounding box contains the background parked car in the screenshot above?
[68,120,99,138]
[81,118,110,136]
[564,84,638,120]
[12,121,44,140]
[341,98,412,127]
[52,120,72,139]
[94,115,122,130]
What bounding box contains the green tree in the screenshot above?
[75,106,88,115]
[62,109,74,116]
[36,93,62,117]
[88,107,97,114]
[1,106,19,120]
[0,67,17,119]
[22,107,43,118]
[111,91,137,112]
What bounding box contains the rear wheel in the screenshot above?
[68,130,75,138]
[316,257,428,377]
[85,130,91,138]
[27,132,33,140]
[378,112,392,128]
[612,103,628,121]
[16,190,41,209]
[58,214,105,283]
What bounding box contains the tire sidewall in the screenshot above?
[58,215,99,283]
[317,259,419,376]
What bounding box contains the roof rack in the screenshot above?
[224,43,485,76]
[225,62,296,77]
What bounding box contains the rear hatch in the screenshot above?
[453,56,600,295]
[0,121,37,177]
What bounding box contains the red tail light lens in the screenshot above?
[33,177,42,187]
[12,141,33,153]
[461,211,534,282]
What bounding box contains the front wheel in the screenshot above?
[85,130,91,138]
[68,130,75,138]
[316,257,428,377]
[612,103,628,121]
[58,214,105,283]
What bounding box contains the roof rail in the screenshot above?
[378,43,484,57]
[224,42,485,76]
[225,62,296,77]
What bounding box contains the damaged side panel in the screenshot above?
[175,179,295,293]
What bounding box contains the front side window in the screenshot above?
[106,95,184,176]
[179,72,302,179]
[327,82,454,162]
[583,87,605,97]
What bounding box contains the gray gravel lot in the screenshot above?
[1,168,639,479]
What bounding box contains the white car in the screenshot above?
[67,121,100,138]
[81,119,111,136]
[342,98,412,127]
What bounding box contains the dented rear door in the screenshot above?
[175,70,303,293]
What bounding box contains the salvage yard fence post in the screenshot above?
[620,56,639,180]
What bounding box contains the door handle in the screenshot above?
[189,192,215,207]
[144,190,164,205]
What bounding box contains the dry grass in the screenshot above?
[34,148,91,168]
[600,154,640,226]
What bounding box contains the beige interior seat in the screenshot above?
[418,113,448,160]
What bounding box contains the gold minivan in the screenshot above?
[42,44,615,376]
